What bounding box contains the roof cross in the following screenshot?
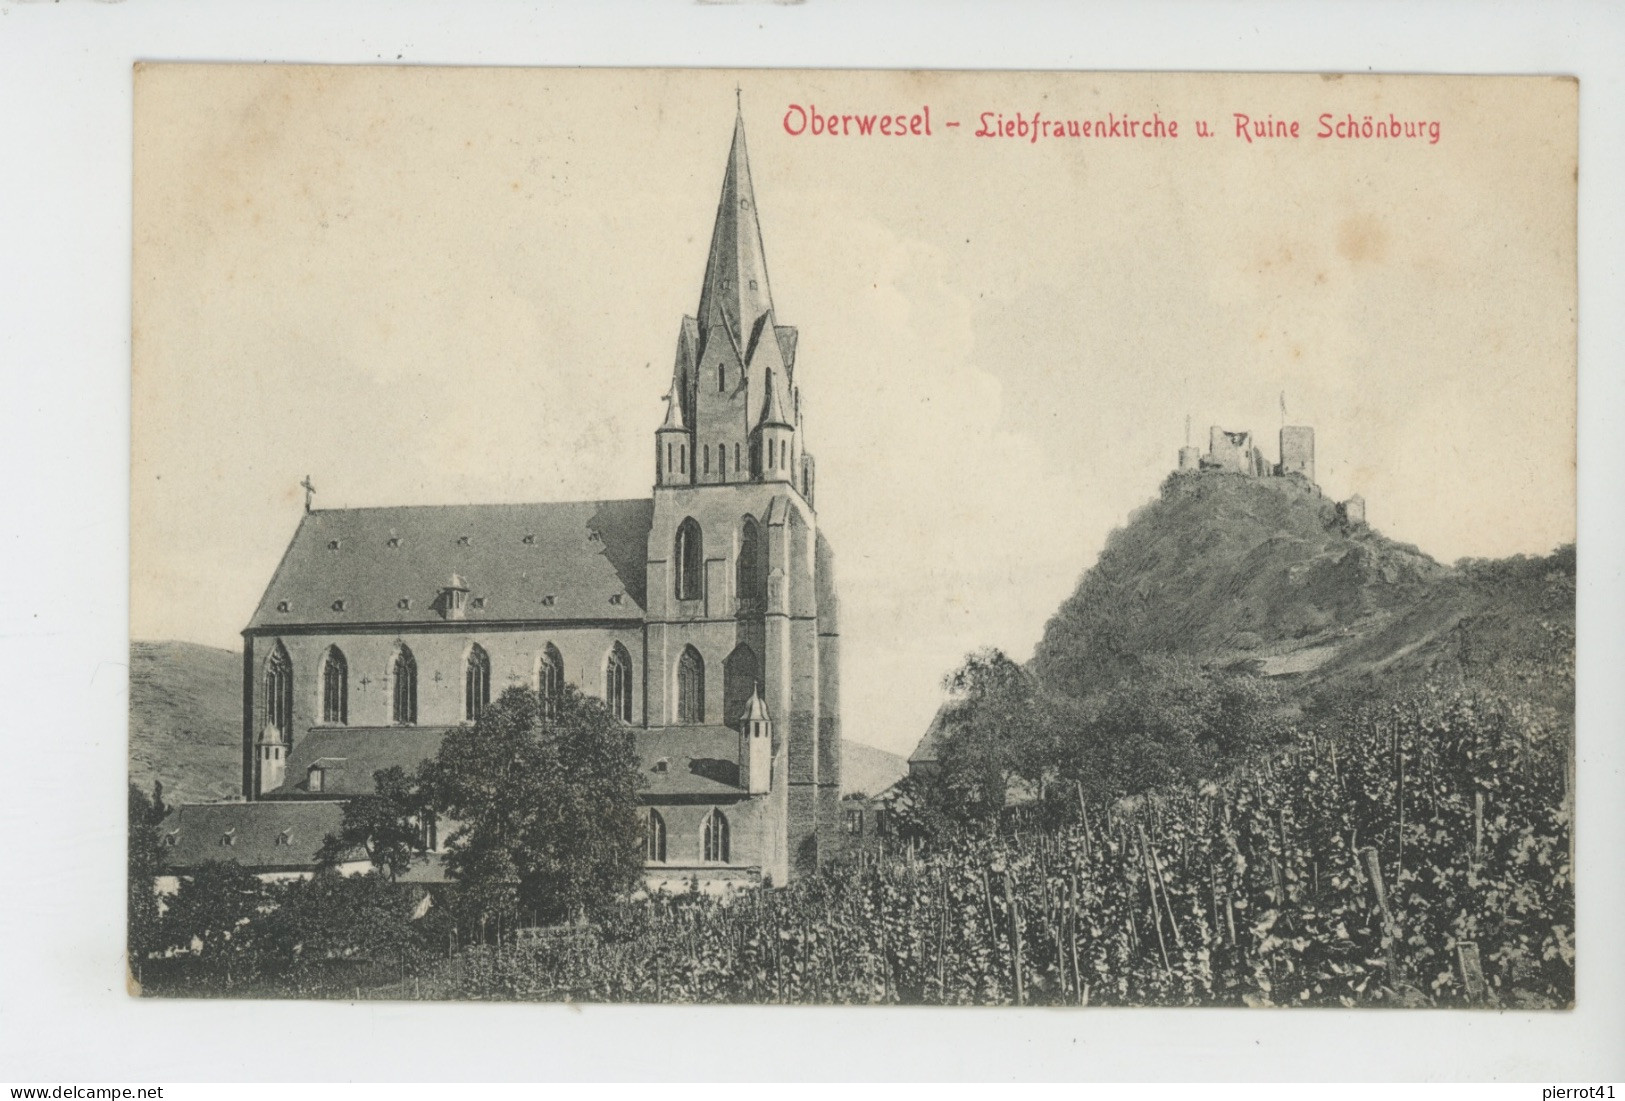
[300,475,316,513]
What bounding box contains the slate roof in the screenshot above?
[265,723,751,801]
[634,726,747,797]
[909,701,968,766]
[273,727,453,797]
[247,498,653,630]
[159,801,359,871]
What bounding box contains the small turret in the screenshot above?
[738,684,772,795]
[754,368,795,484]
[655,374,691,487]
[255,733,286,796]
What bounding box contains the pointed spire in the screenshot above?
[697,103,775,353]
[758,367,791,428]
[660,373,687,430]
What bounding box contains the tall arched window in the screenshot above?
[320,646,348,725]
[677,646,705,724]
[464,643,491,722]
[391,644,418,726]
[702,809,730,863]
[263,642,293,741]
[717,364,725,393]
[646,810,667,863]
[675,518,703,601]
[736,517,764,610]
[605,643,633,723]
[537,643,563,718]
[723,644,759,729]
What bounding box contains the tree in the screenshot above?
[431,684,645,927]
[127,783,166,966]
[930,649,1050,825]
[159,860,268,960]
[316,765,429,879]
[253,870,427,977]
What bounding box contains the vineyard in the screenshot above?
[394,688,1573,1007]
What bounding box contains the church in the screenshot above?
[167,108,842,891]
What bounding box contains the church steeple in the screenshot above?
[696,104,776,354]
[655,102,811,503]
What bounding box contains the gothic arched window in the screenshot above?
[723,643,759,729]
[464,643,491,722]
[537,643,563,718]
[702,809,730,863]
[605,643,633,723]
[646,810,667,863]
[263,642,293,741]
[320,646,348,725]
[677,646,705,724]
[717,364,725,393]
[736,517,764,610]
[675,518,703,601]
[391,644,418,726]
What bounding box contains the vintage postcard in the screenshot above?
[129,66,1575,1007]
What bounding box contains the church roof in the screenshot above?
[696,106,775,361]
[159,801,361,871]
[246,498,653,630]
[635,726,749,797]
[271,726,453,797]
[259,724,752,802]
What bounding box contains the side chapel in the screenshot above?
[172,107,842,890]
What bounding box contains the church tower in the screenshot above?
[644,104,841,876]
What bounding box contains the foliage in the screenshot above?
[316,765,429,879]
[158,860,269,960]
[389,684,1571,1008]
[926,649,1049,824]
[251,871,429,975]
[430,684,646,926]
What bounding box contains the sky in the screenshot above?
[131,67,1576,758]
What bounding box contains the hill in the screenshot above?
[840,740,908,798]
[129,639,906,802]
[1031,471,1572,716]
[129,640,243,806]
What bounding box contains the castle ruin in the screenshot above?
[1176,422,1364,525]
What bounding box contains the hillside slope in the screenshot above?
[1032,471,1569,713]
[129,640,905,801]
[129,640,243,805]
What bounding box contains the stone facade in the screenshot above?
[230,106,840,890]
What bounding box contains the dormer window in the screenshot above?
[652,758,669,774]
[275,829,293,847]
[220,828,236,848]
[439,574,470,620]
[275,600,291,613]
[470,596,486,610]
[331,599,346,612]
[163,831,178,847]
[398,598,412,610]
[522,534,535,545]
[456,535,471,546]
[387,536,401,549]
[308,766,324,793]
[327,539,341,550]
[609,594,623,606]
[541,595,556,607]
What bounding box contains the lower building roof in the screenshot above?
[159,801,362,871]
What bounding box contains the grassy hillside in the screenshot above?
[129,639,906,802]
[129,640,243,806]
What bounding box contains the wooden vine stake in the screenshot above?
[1360,845,1400,980]
[1456,940,1488,1005]
[1473,792,1485,862]
[1003,870,1026,1006]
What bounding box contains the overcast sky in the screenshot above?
[131,67,1575,757]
